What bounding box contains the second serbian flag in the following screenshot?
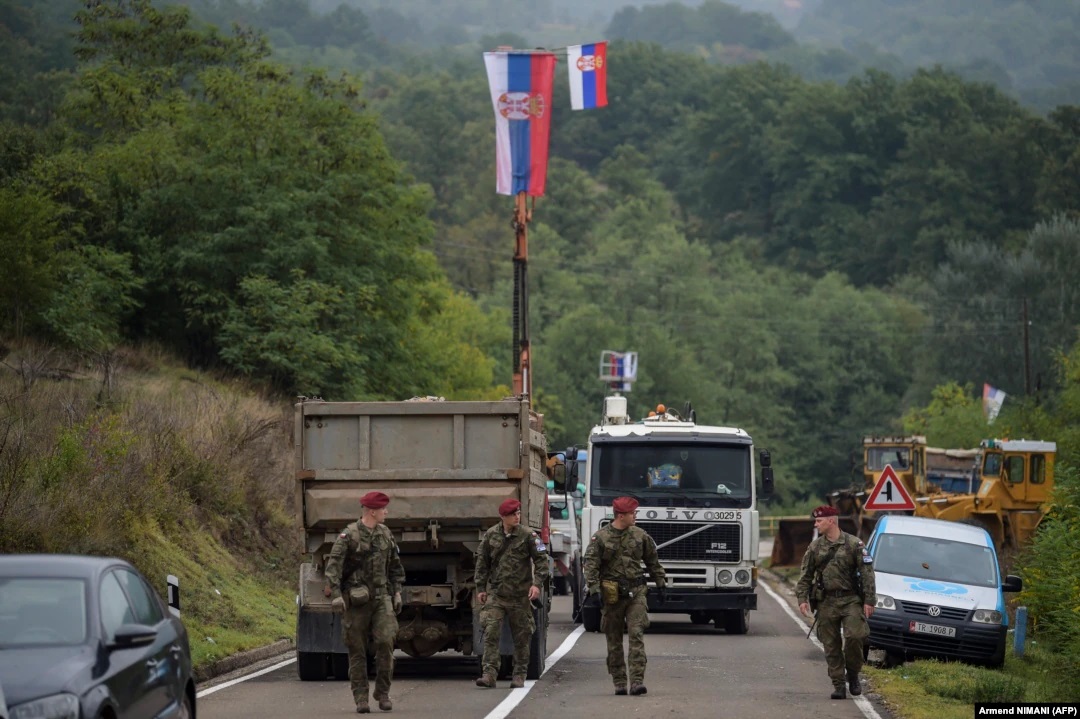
[567,42,608,110]
[483,50,556,196]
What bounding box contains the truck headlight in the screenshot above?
[735,570,750,584]
[11,693,79,719]
[972,609,1003,624]
[875,595,896,610]
[718,570,732,584]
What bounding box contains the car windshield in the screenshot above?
[590,442,751,508]
[0,577,89,647]
[873,533,998,587]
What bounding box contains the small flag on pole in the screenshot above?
[983,383,1006,423]
[483,51,556,196]
[567,42,608,110]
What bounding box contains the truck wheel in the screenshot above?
[331,653,350,680]
[720,609,750,635]
[690,611,711,625]
[526,598,548,680]
[570,561,584,623]
[581,594,602,633]
[297,651,329,681]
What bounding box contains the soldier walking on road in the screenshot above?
[325,491,406,713]
[474,498,551,689]
[796,505,877,700]
[583,496,666,696]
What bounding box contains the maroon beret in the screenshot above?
[360,491,390,509]
[812,505,839,518]
[499,498,522,516]
[612,496,639,514]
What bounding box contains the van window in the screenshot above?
[873,533,997,587]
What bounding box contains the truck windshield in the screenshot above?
[590,442,751,508]
[866,446,911,471]
[873,533,998,588]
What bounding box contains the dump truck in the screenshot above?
[294,397,552,681]
[914,438,1056,551]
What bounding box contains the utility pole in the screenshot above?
[512,191,532,400]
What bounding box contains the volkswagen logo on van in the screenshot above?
[927,605,941,617]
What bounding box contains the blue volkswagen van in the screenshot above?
[865,515,1022,668]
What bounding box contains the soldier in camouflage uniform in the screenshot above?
[796,505,877,700]
[474,497,551,689]
[583,496,666,697]
[325,491,406,713]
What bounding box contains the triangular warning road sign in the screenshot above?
[864,464,916,511]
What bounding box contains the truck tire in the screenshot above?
[570,561,584,623]
[720,609,750,635]
[526,598,548,680]
[331,653,350,680]
[297,651,329,681]
[581,594,602,633]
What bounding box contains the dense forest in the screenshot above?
[3,0,1080,490]
[1,0,1078,666]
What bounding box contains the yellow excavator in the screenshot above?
[769,436,1055,566]
[914,438,1056,551]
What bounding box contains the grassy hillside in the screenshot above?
[0,339,298,670]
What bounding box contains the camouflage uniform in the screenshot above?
[325,521,406,707]
[795,532,877,692]
[583,525,666,690]
[474,523,551,679]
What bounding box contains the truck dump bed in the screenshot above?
[296,398,548,550]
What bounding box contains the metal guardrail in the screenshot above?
[759,515,808,537]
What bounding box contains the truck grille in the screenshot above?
[636,522,741,563]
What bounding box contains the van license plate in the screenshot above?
[910,621,956,637]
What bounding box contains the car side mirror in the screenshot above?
[109,623,158,650]
[1002,574,1023,593]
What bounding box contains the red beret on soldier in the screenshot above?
[498,498,521,516]
[612,496,639,514]
[360,491,390,509]
[811,505,839,518]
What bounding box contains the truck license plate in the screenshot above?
[909,621,956,637]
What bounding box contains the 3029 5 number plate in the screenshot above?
[909,621,956,637]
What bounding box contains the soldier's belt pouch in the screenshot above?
[349,586,370,605]
[600,580,621,605]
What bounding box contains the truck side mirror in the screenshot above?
[546,453,567,491]
[759,449,774,496]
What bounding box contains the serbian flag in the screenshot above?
[983,383,1006,423]
[483,51,556,196]
[567,42,608,110]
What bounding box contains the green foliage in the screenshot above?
[902,382,988,448]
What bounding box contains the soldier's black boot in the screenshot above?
[848,672,862,696]
[614,685,627,696]
[629,683,648,696]
[356,698,371,713]
[831,686,847,700]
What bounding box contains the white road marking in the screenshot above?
[482,625,586,719]
[760,578,885,719]
[196,657,296,698]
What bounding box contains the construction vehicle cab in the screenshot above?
[914,439,1056,550]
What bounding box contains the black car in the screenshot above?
[0,555,195,718]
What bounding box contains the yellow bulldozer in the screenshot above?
[915,438,1056,551]
[769,436,1055,566]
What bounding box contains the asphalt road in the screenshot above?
[197,567,888,719]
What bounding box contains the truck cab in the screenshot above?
[577,397,774,634]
